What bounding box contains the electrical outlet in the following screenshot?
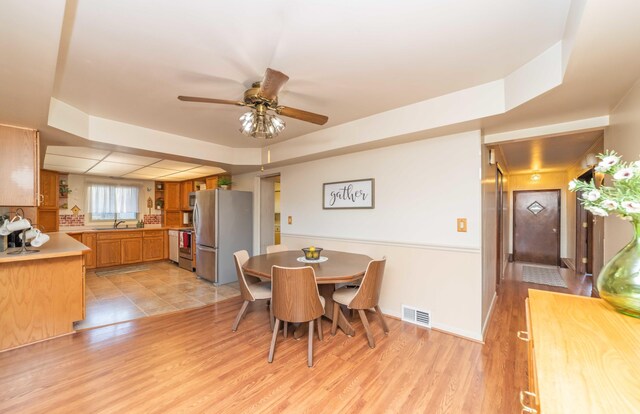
[288,216,292,225]
[457,218,467,232]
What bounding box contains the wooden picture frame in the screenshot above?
[323,178,375,209]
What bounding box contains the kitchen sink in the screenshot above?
[93,227,135,231]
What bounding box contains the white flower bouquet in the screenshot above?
[569,151,640,219]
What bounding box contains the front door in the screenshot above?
[513,190,560,266]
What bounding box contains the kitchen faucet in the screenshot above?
[113,218,126,229]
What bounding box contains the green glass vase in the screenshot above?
[598,220,640,318]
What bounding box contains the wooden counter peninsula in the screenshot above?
[0,233,89,352]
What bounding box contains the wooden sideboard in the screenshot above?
[520,290,640,413]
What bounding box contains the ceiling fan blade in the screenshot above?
[258,68,290,101]
[178,96,244,106]
[277,106,328,125]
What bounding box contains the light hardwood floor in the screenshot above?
[0,262,591,413]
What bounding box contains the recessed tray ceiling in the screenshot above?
[43,146,225,180]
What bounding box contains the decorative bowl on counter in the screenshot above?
[302,246,323,261]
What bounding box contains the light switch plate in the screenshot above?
[288,216,292,225]
[457,218,467,232]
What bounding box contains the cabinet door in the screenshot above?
[181,181,194,210]
[97,240,121,267]
[37,209,59,232]
[121,238,143,264]
[206,176,218,190]
[82,233,97,269]
[0,125,38,206]
[165,211,181,227]
[143,237,164,261]
[165,182,181,211]
[69,233,82,242]
[39,170,59,209]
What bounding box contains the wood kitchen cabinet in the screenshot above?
[0,125,39,207]
[37,170,59,232]
[82,232,97,269]
[121,238,143,264]
[205,176,218,190]
[164,182,181,211]
[39,170,58,209]
[165,211,181,227]
[181,180,194,210]
[96,239,121,267]
[143,231,164,261]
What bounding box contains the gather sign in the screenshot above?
[323,178,375,209]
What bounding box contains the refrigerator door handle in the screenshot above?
[193,201,199,233]
[198,245,216,252]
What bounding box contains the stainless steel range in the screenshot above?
[178,229,193,271]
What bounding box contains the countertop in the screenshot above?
[0,233,90,264]
[57,226,193,233]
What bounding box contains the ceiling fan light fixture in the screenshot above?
[239,110,285,139]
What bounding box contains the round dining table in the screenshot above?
[243,249,373,336]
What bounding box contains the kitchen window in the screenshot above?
[87,183,140,221]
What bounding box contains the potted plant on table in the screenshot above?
[569,150,640,318]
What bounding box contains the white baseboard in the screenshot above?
[481,291,497,341]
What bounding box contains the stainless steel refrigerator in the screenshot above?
[194,189,253,285]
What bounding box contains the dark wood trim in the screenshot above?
[496,165,504,286]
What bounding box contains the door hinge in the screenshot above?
[582,257,588,264]
[583,222,588,228]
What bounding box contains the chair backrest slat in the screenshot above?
[349,258,386,309]
[271,265,324,323]
[233,250,255,302]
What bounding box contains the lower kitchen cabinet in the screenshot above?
[121,238,143,264]
[143,232,164,261]
[81,233,97,269]
[96,240,121,267]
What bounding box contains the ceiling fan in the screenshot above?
[178,68,329,139]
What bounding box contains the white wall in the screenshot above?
[61,174,158,225]
[236,131,485,340]
[604,78,640,260]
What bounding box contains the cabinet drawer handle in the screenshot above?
[517,331,530,342]
[520,390,537,413]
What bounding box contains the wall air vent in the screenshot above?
[401,305,431,328]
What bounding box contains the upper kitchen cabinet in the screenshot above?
[39,170,58,209]
[181,181,194,210]
[0,124,39,207]
[164,182,181,211]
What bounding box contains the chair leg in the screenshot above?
[283,321,288,339]
[375,305,389,334]
[317,317,323,340]
[358,309,375,348]
[308,319,315,367]
[269,301,274,330]
[232,300,250,332]
[268,319,281,363]
[331,302,340,335]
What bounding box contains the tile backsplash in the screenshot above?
[143,214,162,225]
[59,214,85,227]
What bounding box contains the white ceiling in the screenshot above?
[1,0,640,172]
[44,146,225,180]
[52,0,571,148]
[496,130,603,174]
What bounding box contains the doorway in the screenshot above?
[513,190,561,266]
[259,174,281,254]
[496,166,505,286]
[575,169,594,276]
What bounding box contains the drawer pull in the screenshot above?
[520,390,537,413]
[517,330,530,342]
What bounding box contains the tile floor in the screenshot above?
[75,261,240,330]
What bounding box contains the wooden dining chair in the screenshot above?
[266,244,289,254]
[331,258,389,348]
[268,265,325,367]
[232,250,273,332]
